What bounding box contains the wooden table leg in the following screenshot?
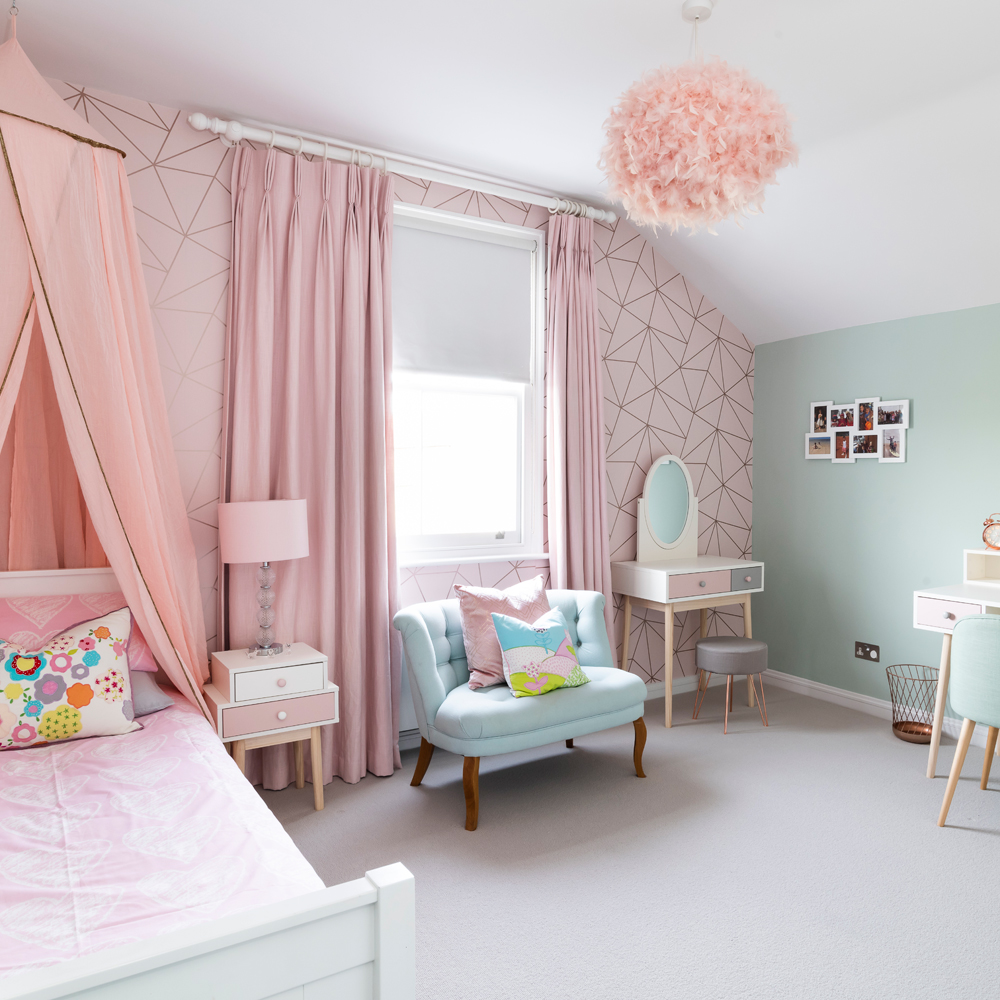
[664,604,674,729]
[927,632,953,779]
[744,594,755,708]
[699,608,708,639]
[232,740,246,774]
[620,595,632,671]
[310,726,324,810]
[294,740,305,789]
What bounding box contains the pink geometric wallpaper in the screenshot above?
[48,83,753,682]
[393,176,754,684]
[52,81,234,652]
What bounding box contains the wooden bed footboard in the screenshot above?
[0,864,415,1000]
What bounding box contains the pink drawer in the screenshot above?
[669,570,732,600]
[915,596,982,630]
[221,689,339,740]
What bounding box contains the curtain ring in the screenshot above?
[267,130,277,150]
[322,142,330,161]
[294,136,305,157]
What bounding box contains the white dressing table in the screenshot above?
[611,456,764,728]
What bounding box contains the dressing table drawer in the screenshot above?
[669,570,731,599]
[731,567,762,592]
[915,596,982,629]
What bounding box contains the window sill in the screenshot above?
[397,552,550,569]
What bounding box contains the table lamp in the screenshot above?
[218,499,309,656]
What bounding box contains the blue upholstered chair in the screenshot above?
[938,615,1000,827]
[392,590,647,830]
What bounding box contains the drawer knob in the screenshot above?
[943,612,955,621]
[276,677,287,688]
[699,580,707,588]
[744,575,752,583]
[277,710,287,721]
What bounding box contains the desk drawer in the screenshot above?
[915,596,982,630]
[731,567,762,592]
[233,660,326,702]
[669,570,732,600]
[221,689,339,740]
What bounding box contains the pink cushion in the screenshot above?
[0,594,158,672]
[454,575,550,689]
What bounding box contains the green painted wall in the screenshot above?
[753,304,1000,712]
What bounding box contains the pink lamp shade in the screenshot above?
[218,499,310,564]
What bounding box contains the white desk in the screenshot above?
[612,555,765,727]
[913,581,1000,777]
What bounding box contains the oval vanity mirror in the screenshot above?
[637,455,697,561]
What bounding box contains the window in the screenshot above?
[391,204,544,564]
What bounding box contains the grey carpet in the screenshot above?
[262,686,1000,1000]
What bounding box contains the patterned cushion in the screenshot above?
[0,608,140,749]
[454,576,550,689]
[492,608,591,697]
[0,593,158,672]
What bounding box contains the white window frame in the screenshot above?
[392,202,546,567]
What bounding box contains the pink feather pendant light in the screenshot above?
[601,4,798,233]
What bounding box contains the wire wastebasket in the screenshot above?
[885,663,939,744]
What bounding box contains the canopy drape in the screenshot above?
[0,38,209,713]
[223,146,400,788]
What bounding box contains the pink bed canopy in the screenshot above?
[0,37,209,714]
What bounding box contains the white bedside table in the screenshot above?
[203,643,339,810]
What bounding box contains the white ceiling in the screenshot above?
[12,0,1000,343]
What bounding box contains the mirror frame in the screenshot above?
[641,455,696,553]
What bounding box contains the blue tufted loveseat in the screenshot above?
[392,590,647,830]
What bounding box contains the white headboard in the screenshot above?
[0,567,121,598]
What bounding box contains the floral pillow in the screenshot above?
[0,608,140,749]
[491,608,591,698]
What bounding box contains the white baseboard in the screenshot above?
[399,729,422,752]
[763,668,993,750]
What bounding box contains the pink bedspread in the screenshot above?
[0,694,324,979]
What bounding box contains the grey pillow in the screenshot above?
[130,670,175,717]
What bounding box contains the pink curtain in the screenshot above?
[224,146,399,788]
[0,39,210,713]
[545,215,615,639]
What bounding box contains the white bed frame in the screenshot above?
[0,569,416,1000]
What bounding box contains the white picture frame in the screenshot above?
[829,402,856,432]
[805,432,832,459]
[831,429,855,463]
[876,399,909,429]
[879,426,906,463]
[810,400,832,434]
[852,431,879,457]
[854,396,880,433]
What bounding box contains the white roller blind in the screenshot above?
[392,223,533,382]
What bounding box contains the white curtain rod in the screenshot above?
[187,113,617,224]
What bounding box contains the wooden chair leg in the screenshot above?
[633,717,647,778]
[939,718,976,827]
[410,738,435,787]
[463,756,480,831]
[566,739,574,748]
[982,726,999,789]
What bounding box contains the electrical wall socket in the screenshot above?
[855,642,880,662]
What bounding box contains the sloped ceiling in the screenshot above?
[11,0,1000,343]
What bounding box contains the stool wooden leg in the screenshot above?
[724,675,732,734]
[294,741,305,789]
[693,670,710,720]
[232,740,246,774]
[411,738,435,786]
[757,673,768,726]
[310,726,324,811]
[463,756,480,831]
[982,727,999,789]
[939,718,975,827]
[749,674,767,727]
[633,718,647,778]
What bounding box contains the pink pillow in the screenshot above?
[0,593,158,672]
[455,575,550,689]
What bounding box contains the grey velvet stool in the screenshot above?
[693,636,769,733]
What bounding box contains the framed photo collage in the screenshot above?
[805,398,908,464]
